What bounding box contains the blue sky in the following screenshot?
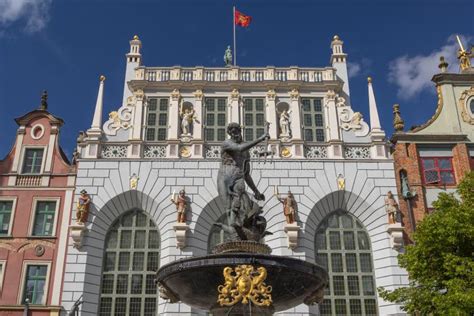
[0,0,472,158]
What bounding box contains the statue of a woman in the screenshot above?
[279,109,291,137]
[180,102,196,136]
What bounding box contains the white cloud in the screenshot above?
[347,62,361,78]
[388,35,470,99]
[0,0,52,33]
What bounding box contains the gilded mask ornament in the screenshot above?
[217,265,272,307]
[289,88,299,100]
[231,89,240,100]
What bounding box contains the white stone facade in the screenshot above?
[62,35,409,315]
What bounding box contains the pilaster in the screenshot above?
[229,89,240,124]
[289,89,302,140]
[266,89,278,139]
[168,89,180,141]
[131,89,145,140]
[193,89,204,140]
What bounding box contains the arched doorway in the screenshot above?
[98,209,160,316]
[315,210,378,315]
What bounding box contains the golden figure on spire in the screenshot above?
[456,35,472,71]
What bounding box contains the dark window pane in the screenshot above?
[217,129,226,141]
[207,113,215,126]
[131,274,143,294]
[158,113,167,126]
[362,276,375,295]
[206,129,215,141]
[316,233,326,249]
[104,252,116,271]
[346,253,358,272]
[118,252,130,271]
[245,129,253,141]
[319,299,332,315]
[157,129,167,141]
[206,99,215,111]
[116,274,128,294]
[341,214,353,228]
[314,99,322,111]
[333,276,345,295]
[440,171,454,184]
[328,214,338,227]
[245,114,253,126]
[101,275,114,294]
[350,299,362,315]
[99,298,112,315]
[438,158,452,169]
[134,230,146,248]
[130,297,141,316]
[133,252,145,270]
[302,99,310,111]
[422,158,435,169]
[329,232,341,250]
[304,114,312,126]
[159,98,168,110]
[316,254,328,270]
[315,114,323,126]
[316,129,325,142]
[115,298,127,316]
[217,114,226,126]
[120,231,132,248]
[145,275,156,294]
[147,113,156,125]
[344,231,355,250]
[365,299,378,315]
[147,252,159,271]
[347,276,360,295]
[335,299,346,314]
[146,129,155,141]
[148,231,159,248]
[144,298,157,315]
[304,129,313,141]
[217,98,226,111]
[256,113,265,126]
[358,231,370,250]
[245,99,252,111]
[331,253,343,272]
[148,99,157,111]
[360,253,373,272]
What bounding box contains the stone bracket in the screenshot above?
[173,223,189,249]
[386,223,404,250]
[70,223,87,249]
[284,222,300,249]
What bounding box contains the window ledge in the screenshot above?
[26,236,57,240]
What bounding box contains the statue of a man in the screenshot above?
[180,103,196,136]
[276,190,297,224]
[224,46,233,67]
[279,109,291,137]
[76,190,91,224]
[385,191,400,224]
[171,190,187,223]
[217,122,269,228]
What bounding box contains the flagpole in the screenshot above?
[233,6,236,66]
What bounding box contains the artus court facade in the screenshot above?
[61,35,409,316]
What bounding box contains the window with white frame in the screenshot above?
[204,98,227,142]
[315,211,378,316]
[0,261,5,291]
[21,148,44,174]
[98,210,159,316]
[301,98,325,142]
[22,264,49,304]
[0,200,14,235]
[243,98,266,141]
[32,201,57,236]
[145,98,168,141]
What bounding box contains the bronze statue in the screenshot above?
[215,122,270,241]
[276,190,297,224]
[76,190,91,224]
[224,46,233,67]
[171,190,187,223]
[385,191,400,224]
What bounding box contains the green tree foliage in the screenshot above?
[378,171,474,315]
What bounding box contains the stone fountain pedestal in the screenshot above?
[156,241,328,315]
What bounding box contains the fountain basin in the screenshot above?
[156,252,328,315]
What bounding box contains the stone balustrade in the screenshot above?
[136,66,335,84]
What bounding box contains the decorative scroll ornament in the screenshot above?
[337,103,369,137]
[459,86,474,125]
[289,88,299,100]
[217,265,272,307]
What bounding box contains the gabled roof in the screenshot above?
[14,109,64,126]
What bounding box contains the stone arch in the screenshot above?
[303,190,407,315]
[78,190,169,315]
[191,196,226,256]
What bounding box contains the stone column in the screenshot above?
[167,89,180,158]
[325,90,343,159]
[289,89,302,140]
[229,89,240,124]
[266,89,278,139]
[129,89,144,158]
[193,89,204,140]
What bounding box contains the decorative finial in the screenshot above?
[133,35,139,40]
[367,76,372,83]
[392,104,405,132]
[438,56,449,73]
[99,75,106,82]
[333,35,340,41]
[39,90,48,110]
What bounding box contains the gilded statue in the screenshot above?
[76,190,91,224]
[385,191,400,224]
[275,188,297,224]
[171,189,187,223]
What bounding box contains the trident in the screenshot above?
[258,122,274,164]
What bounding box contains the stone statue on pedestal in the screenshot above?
[385,191,400,224]
[76,190,91,224]
[275,188,297,224]
[171,190,187,223]
[279,109,291,138]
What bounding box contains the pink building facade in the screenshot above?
[0,93,76,316]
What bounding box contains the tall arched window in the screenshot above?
[98,209,160,316]
[315,211,378,316]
